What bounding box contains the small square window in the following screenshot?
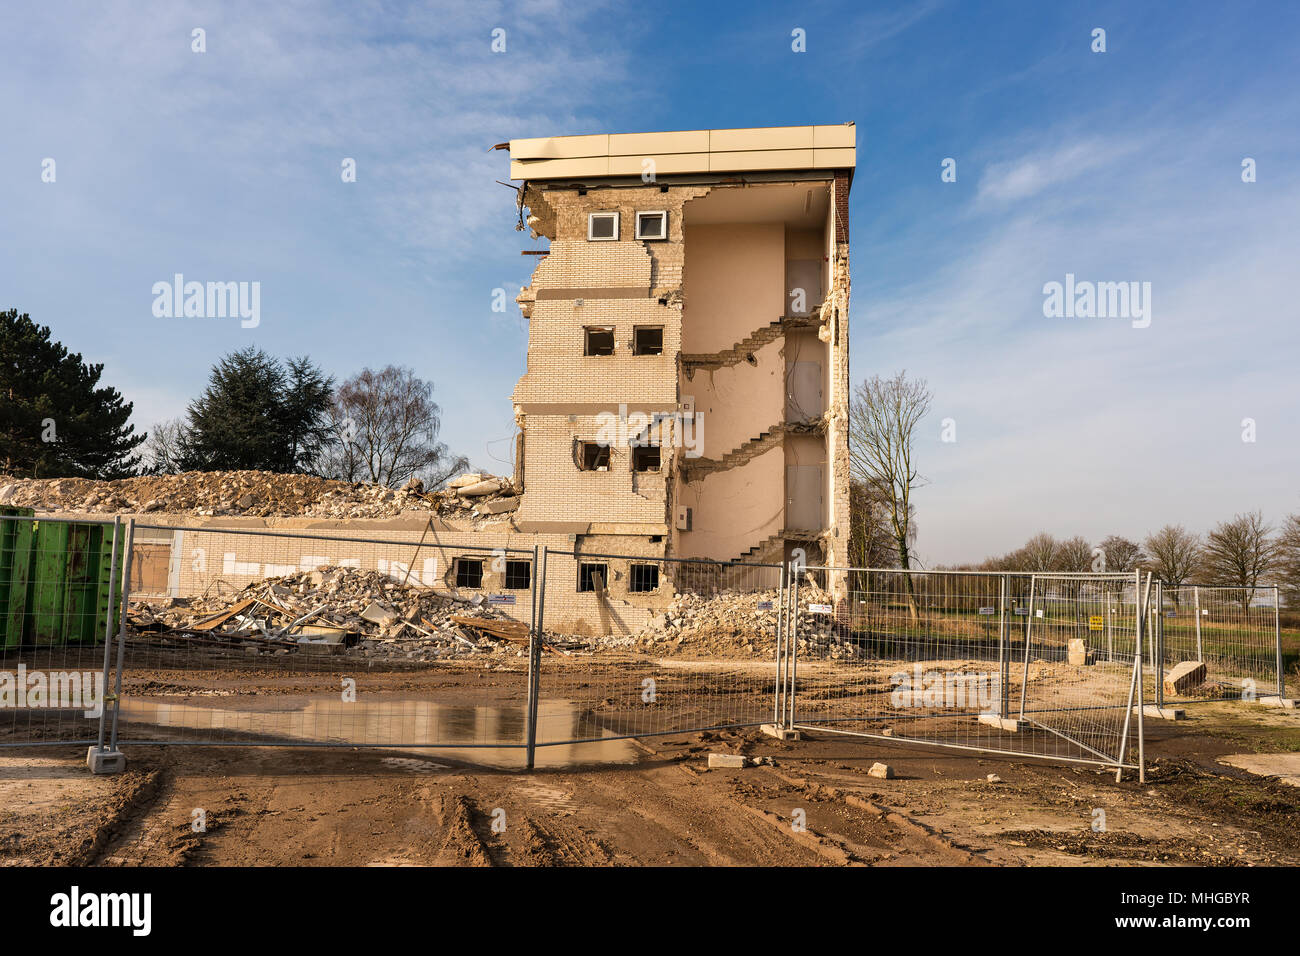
[635,211,667,240]
[632,445,660,472]
[633,326,663,355]
[584,326,615,356]
[455,558,483,589]
[579,442,610,471]
[579,562,609,593]
[630,564,659,592]
[588,212,618,241]
[504,560,531,590]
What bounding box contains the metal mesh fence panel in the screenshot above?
[111,523,539,761]
[785,567,1145,771]
[0,513,122,748]
[533,549,782,747]
[1156,585,1286,702]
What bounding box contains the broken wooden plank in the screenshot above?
[449,615,529,642]
[187,597,260,632]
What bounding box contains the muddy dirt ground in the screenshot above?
[3,697,1300,867]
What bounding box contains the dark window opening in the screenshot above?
[633,326,663,355]
[455,558,483,589]
[579,563,609,593]
[579,442,611,471]
[504,560,531,590]
[630,564,660,593]
[584,326,615,355]
[632,445,660,472]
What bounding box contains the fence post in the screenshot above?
[1275,585,1285,699]
[93,516,121,758]
[1192,586,1203,662]
[773,560,788,729]
[1137,572,1148,783]
[525,546,545,770]
[1106,601,1112,663]
[1154,580,1165,709]
[108,518,135,752]
[1018,575,1037,720]
[787,562,800,729]
[998,574,1010,718]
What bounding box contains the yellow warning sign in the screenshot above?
[1088,615,1104,631]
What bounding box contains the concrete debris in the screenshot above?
[473,495,520,515]
[1164,660,1208,697]
[986,774,1003,784]
[868,762,895,779]
[707,753,747,769]
[129,565,520,662]
[0,470,519,521]
[630,588,781,656]
[456,478,505,498]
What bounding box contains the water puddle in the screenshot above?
[116,697,638,769]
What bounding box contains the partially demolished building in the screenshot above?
[8,125,856,634]
[504,124,856,572]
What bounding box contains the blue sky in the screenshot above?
[2,0,1297,564]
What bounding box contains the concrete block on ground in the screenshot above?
[978,714,1025,732]
[1257,696,1297,709]
[707,753,746,769]
[1135,705,1186,720]
[986,774,1003,783]
[868,762,894,779]
[86,746,126,775]
[760,723,800,741]
[1163,660,1207,697]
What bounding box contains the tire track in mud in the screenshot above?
[77,768,171,866]
[527,761,833,866]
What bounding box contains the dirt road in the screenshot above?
[3,702,1299,866]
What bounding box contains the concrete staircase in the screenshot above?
[733,531,786,565]
[681,424,784,482]
[681,320,785,372]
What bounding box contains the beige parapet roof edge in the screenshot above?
[509,123,856,181]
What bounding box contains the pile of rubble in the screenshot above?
[130,565,528,663]
[621,583,861,660]
[630,588,783,657]
[0,470,520,521]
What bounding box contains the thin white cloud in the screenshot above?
[976,138,1143,204]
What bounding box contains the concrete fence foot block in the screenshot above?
[1135,705,1185,720]
[978,714,1025,732]
[1257,696,1297,709]
[86,746,126,775]
[760,723,800,741]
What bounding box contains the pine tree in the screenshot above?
[0,309,145,478]
[176,347,333,473]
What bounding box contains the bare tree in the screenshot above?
[1276,513,1300,608]
[1013,532,1059,572]
[1144,525,1203,597]
[1202,511,1278,609]
[1097,534,1145,573]
[317,366,468,489]
[848,478,899,592]
[849,371,931,615]
[1054,535,1093,573]
[142,417,186,474]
